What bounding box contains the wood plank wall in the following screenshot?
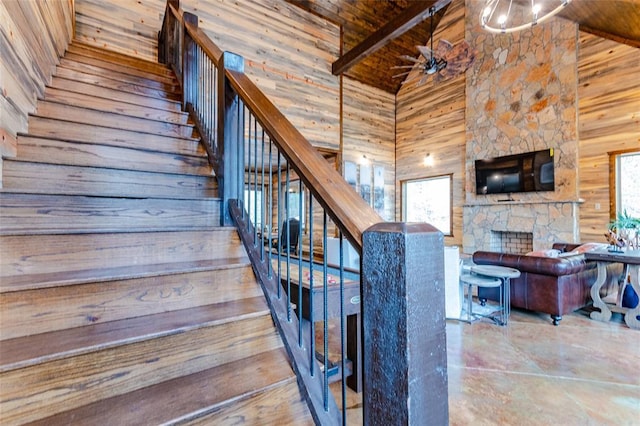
[75,0,341,150]
[577,33,640,243]
[395,0,465,246]
[342,77,395,222]
[0,0,74,139]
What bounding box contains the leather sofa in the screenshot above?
[472,243,622,325]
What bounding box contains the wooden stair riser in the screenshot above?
[0,231,244,277]
[58,57,179,93]
[0,316,282,424]
[44,86,188,124]
[34,100,195,139]
[0,265,259,340]
[0,193,220,235]
[27,350,303,426]
[64,52,177,85]
[15,136,211,176]
[67,43,176,78]
[26,117,203,157]
[1,161,218,199]
[50,75,182,112]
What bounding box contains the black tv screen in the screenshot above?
[475,149,554,195]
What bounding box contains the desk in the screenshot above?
[273,258,362,392]
[585,249,640,330]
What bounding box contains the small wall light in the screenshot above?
[424,153,434,167]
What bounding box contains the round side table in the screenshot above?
[471,265,521,326]
[459,272,502,324]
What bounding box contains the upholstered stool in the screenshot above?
[459,272,503,324]
[471,265,521,326]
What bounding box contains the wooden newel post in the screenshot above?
[362,222,449,425]
[218,52,245,226]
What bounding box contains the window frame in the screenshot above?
[608,148,640,220]
[401,173,453,236]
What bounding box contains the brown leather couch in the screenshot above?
[472,243,622,325]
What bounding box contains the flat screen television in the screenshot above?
[475,148,554,195]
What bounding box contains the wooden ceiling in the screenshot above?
[285,0,640,94]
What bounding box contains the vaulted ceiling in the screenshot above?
[285,0,640,94]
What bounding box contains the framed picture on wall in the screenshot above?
[373,165,385,216]
[344,161,357,192]
[359,162,372,205]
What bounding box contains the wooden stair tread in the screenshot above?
[44,86,188,124]
[14,135,212,177]
[0,297,270,372]
[27,349,298,425]
[0,254,246,293]
[33,100,195,139]
[0,193,220,235]
[67,42,176,78]
[63,52,177,85]
[25,117,204,157]
[58,57,179,93]
[50,75,182,112]
[1,161,218,199]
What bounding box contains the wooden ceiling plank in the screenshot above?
[332,0,452,75]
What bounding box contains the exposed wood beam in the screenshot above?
[579,25,640,49]
[332,0,452,76]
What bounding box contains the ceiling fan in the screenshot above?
[393,9,476,86]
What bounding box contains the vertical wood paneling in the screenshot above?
[578,32,640,242]
[74,0,341,150]
[0,0,73,139]
[342,77,395,222]
[395,0,465,246]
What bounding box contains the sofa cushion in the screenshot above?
[526,249,561,258]
[570,242,608,254]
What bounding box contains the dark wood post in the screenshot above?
[362,222,448,425]
[182,11,197,111]
[218,52,245,226]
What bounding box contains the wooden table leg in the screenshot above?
[346,313,362,392]
[624,264,640,329]
[590,260,612,322]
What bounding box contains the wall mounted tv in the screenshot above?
[475,148,554,195]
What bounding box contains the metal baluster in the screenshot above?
[260,129,266,262]
[322,212,329,410]
[276,152,282,299]
[339,232,346,425]
[285,164,291,322]
[253,115,258,245]
[246,111,252,233]
[267,137,273,279]
[308,195,315,377]
[298,178,304,346]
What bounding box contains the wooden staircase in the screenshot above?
[0,42,313,425]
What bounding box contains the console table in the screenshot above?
[585,249,640,330]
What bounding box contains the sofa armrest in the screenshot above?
[472,251,593,277]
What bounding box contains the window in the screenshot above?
[283,182,305,226]
[402,174,452,236]
[610,150,640,219]
[244,188,263,228]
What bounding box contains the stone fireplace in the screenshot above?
[463,0,582,254]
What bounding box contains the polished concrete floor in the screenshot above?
[332,306,640,425]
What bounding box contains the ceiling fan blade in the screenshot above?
[435,39,454,58]
[416,45,433,60]
[399,54,421,63]
[400,73,424,85]
[392,71,414,79]
[391,65,418,69]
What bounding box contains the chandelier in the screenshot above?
[480,0,572,34]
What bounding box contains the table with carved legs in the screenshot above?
[585,249,640,330]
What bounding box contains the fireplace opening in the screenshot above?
[490,231,533,254]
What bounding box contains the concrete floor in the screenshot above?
[332,306,640,425]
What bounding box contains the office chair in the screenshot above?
[272,218,300,253]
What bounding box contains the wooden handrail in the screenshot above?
[184,21,223,66]
[225,69,381,252]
